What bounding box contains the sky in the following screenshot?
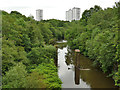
[0,0,119,20]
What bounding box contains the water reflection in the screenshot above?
[57,45,90,88]
[75,66,80,85]
[56,41,117,88]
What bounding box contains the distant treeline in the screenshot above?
[65,2,120,87]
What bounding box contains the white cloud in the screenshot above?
[0,0,119,20]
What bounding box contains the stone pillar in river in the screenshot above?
[75,49,80,85]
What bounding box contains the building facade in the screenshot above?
[68,9,73,22]
[66,11,69,21]
[36,9,43,21]
[66,7,80,22]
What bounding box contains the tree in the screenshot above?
[2,63,27,88]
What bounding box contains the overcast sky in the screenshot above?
[0,0,119,20]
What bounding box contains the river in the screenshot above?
[55,40,117,89]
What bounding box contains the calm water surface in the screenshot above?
[56,40,116,88]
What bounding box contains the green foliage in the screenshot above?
[25,71,48,88]
[114,44,120,87]
[42,19,67,41]
[2,10,63,88]
[32,63,62,89]
[3,63,48,88]
[2,37,29,75]
[27,45,56,65]
[114,65,120,86]
[81,5,102,25]
[2,63,27,88]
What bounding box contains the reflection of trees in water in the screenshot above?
[65,48,75,66]
[56,43,67,49]
[65,48,81,85]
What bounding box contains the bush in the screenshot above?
[32,63,62,89]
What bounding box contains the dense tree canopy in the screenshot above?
[2,10,66,88]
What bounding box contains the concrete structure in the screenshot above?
[36,9,43,21]
[66,7,80,22]
[68,9,73,22]
[66,9,73,22]
[72,7,80,20]
[66,11,69,21]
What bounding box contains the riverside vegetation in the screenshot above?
[2,11,67,88]
[65,2,120,87]
[2,1,120,88]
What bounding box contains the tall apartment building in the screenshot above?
[72,7,80,20]
[36,9,43,21]
[68,9,73,22]
[66,11,69,21]
[66,7,80,22]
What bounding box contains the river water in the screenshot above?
[56,40,117,89]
